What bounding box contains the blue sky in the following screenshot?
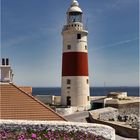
[1,0,139,87]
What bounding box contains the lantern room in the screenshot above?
[67,0,83,24]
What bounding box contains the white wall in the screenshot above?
[61,76,90,107]
[63,30,88,53]
[0,66,13,82]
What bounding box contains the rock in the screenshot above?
[126,115,139,128]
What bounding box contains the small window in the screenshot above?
[67,45,71,50]
[67,79,71,84]
[87,96,90,101]
[67,87,71,89]
[67,96,71,106]
[87,79,89,84]
[72,24,73,27]
[77,34,81,39]
[85,46,87,50]
[75,24,76,27]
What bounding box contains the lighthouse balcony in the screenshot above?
[62,22,85,32]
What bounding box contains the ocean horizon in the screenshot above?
[33,87,139,97]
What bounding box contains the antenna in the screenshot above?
[104,82,106,95]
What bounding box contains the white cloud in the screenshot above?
[91,37,139,51]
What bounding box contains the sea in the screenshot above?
[33,87,139,97]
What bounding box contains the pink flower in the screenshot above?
[31,133,37,139]
[44,134,48,138]
[18,134,25,140]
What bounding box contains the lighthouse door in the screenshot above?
[67,96,71,106]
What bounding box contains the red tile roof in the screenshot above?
[18,86,32,95]
[0,83,66,121]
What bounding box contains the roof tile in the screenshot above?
[0,83,66,121]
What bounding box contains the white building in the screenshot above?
[61,0,90,109]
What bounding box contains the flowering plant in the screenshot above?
[0,125,108,140]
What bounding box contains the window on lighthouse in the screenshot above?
[67,79,71,84]
[87,96,90,101]
[67,87,71,89]
[67,45,71,50]
[77,34,81,39]
[68,12,82,23]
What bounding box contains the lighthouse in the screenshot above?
[61,0,90,109]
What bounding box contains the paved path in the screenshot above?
[64,111,89,122]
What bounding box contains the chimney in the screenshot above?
[2,58,5,65]
[0,58,14,83]
[6,58,9,65]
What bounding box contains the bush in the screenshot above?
[0,124,108,140]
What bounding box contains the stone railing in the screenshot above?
[89,112,138,139]
[0,120,115,140]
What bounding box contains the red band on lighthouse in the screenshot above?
[62,52,89,76]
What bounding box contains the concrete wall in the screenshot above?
[90,107,119,121]
[35,95,55,105]
[54,96,61,105]
[99,110,118,121]
[56,107,77,116]
[89,112,138,139]
[118,102,140,116]
[35,95,61,105]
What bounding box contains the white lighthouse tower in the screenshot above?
[61,0,90,109]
